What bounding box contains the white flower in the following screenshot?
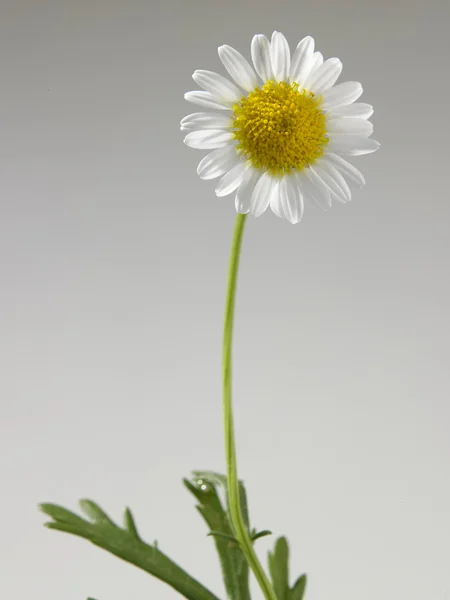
[181,32,379,224]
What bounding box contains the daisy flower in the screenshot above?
[181,32,379,224]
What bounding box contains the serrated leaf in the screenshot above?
[40,502,220,600]
[268,537,289,600]
[184,474,251,600]
[290,574,307,600]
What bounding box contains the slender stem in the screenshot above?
[222,213,278,600]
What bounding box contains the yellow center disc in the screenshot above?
[232,80,328,176]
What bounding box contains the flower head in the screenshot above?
[182,32,379,224]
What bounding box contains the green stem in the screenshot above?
[222,213,278,600]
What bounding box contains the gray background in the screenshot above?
[1,0,449,599]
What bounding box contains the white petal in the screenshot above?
[180,112,233,132]
[235,168,261,214]
[250,171,278,217]
[279,175,304,224]
[215,161,247,197]
[323,153,365,187]
[327,163,353,200]
[303,167,334,207]
[326,102,373,119]
[327,136,380,155]
[307,58,342,96]
[251,34,274,81]
[310,164,346,203]
[321,81,363,110]
[218,45,258,92]
[316,161,351,202]
[197,146,240,180]
[184,130,234,150]
[327,118,373,137]
[270,183,284,218]
[271,31,290,82]
[192,70,242,105]
[299,169,331,210]
[184,91,232,111]
[302,52,323,90]
[290,36,315,84]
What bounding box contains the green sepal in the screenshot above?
[40,502,220,600]
[184,472,251,600]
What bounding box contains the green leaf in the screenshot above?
[79,500,116,526]
[184,473,251,600]
[207,531,239,544]
[290,574,307,600]
[40,503,87,526]
[251,530,272,542]
[192,471,250,530]
[123,507,141,541]
[268,537,289,600]
[40,502,220,600]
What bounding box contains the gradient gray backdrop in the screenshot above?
[1,1,449,599]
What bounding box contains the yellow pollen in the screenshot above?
[232,80,328,176]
